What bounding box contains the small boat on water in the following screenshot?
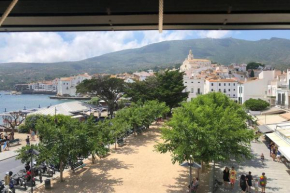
[10,91,21,95]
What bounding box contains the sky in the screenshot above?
[0,30,290,63]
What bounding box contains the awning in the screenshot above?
[278,147,290,161]
[266,133,290,148]
[258,125,273,133]
[261,107,286,115]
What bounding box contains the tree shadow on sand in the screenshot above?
[125,127,161,148]
[37,158,133,193]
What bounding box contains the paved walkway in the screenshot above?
[215,139,290,193]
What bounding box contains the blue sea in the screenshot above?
[0,91,68,124]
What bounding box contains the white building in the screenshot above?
[183,76,205,101]
[57,73,91,96]
[180,50,211,71]
[205,79,238,101]
[238,70,278,104]
[133,71,154,81]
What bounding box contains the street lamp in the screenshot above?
[180,155,201,189]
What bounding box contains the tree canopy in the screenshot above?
[77,76,125,118]
[155,92,255,165]
[125,70,188,111]
[244,98,270,111]
[246,62,265,70]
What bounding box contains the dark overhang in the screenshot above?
[1,0,290,32]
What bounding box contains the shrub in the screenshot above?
[244,98,270,111]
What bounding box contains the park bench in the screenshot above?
[117,138,125,147]
[71,161,86,172]
[9,138,20,146]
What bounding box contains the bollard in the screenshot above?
[45,179,51,189]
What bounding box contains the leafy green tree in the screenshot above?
[77,77,125,118]
[84,116,112,163]
[244,98,270,111]
[246,62,265,70]
[19,114,48,133]
[87,97,100,105]
[155,92,255,166]
[126,70,188,112]
[35,115,90,181]
[108,117,130,149]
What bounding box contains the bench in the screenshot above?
[9,139,20,146]
[71,161,86,172]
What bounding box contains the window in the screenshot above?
[63,83,65,85]
[185,82,187,83]
[219,89,221,92]
[233,94,235,97]
[198,82,200,83]
[211,83,213,86]
[211,89,213,92]
[233,89,235,91]
[219,83,221,86]
[233,83,235,86]
[239,87,243,93]
[224,83,226,86]
[191,82,193,83]
[224,89,226,93]
[228,83,230,86]
[228,89,230,91]
[191,88,194,93]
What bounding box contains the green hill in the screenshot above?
[1,37,290,90]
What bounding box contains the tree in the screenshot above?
[87,97,100,105]
[84,116,113,163]
[109,117,130,149]
[1,111,27,139]
[126,70,188,112]
[35,115,90,182]
[155,92,255,166]
[244,98,270,111]
[250,69,255,77]
[77,77,125,118]
[246,62,265,70]
[19,114,48,133]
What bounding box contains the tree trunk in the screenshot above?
[92,153,96,164]
[212,160,215,193]
[115,137,117,150]
[60,161,64,182]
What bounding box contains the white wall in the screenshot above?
[183,76,205,101]
[205,80,238,100]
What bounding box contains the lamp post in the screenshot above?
[189,155,193,186]
[180,156,201,190]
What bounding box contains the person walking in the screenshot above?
[261,153,265,165]
[259,172,267,193]
[229,166,237,189]
[240,174,247,193]
[26,135,30,145]
[223,167,230,188]
[4,172,10,185]
[246,171,253,193]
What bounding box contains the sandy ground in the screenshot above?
[1,132,38,151]
[35,123,210,193]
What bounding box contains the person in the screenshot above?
[25,162,31,171]
[276,151,281,162]
[240,174,247,193]
[272,147,276,161]
[26,135,30,145]
[189,177,198,193]
[246,171,253,193]
[261,153,265,165]
[259,172,267,193]
[4,172,10,185]
[254,178,259,193]
[229,166,237,189]
[223,167,230,188]
[31,130,36,141]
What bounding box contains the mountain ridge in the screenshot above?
[1,37,290,89]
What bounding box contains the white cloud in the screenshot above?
[0,30,227,63]
[197,30,232,39]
